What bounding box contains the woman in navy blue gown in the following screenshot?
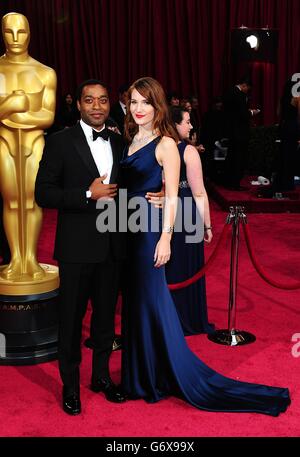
[165,106,214,335]
[120,76,290,415]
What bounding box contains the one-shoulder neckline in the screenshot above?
[127,137,160,158]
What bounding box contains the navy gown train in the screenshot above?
[120,138,290,416]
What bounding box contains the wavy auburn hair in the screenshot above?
[124,77,179,144]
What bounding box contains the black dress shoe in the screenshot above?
[62,387,81,415]
[90,377,127,403]
[112,335,122,351]
[84,335,122,351]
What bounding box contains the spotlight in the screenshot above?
[231,28,278,62]
[246,35,259,49]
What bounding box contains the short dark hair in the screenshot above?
[237,75,253,87]
[167,91,180,103]
[118,83,130,95]
[169,105,188,125]
[212,96,223,104]
[76,79,108,101]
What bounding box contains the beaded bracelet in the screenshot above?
[162,226,174,234]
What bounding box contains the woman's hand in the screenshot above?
[196,144,205,153]
[154,234,171,267]
[204,228,213,243]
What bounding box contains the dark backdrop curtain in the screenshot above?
[0,0,299,125]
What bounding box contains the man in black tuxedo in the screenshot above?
[35,79,126,415]
[223,77,259,189]
[109,83,129,135]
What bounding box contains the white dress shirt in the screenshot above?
[80,119,113,184]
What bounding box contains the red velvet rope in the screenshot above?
[168,223,231,290]
[243,223,300,290]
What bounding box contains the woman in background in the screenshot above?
[166,106,214,335]
[56,93,79,130]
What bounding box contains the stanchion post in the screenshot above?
[208,206,256,346]
[227,206,239,332]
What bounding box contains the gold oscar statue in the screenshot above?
[0,12,59,295]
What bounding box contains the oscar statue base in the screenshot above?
[0,264,59,365]
[208,329,256,346]
[0,263,59,295]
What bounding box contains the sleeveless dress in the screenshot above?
[165,141,214,335]
[120,138,290,415]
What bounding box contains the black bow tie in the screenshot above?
[92,128,110,141]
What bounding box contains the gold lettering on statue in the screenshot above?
[0,302,47,311]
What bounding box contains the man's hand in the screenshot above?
[89,174,118,200]
[145,190,165,208]
[107,125,121,135]
[250,109,260,116]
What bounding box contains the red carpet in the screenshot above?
[0,203,299,437]
[207,177,300,213]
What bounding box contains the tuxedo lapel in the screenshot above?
[118,103,125,121]
[71,124,100,179]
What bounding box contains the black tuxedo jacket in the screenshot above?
[110,102,125,134]
[35,123,125,263]
[224,86,251,141]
